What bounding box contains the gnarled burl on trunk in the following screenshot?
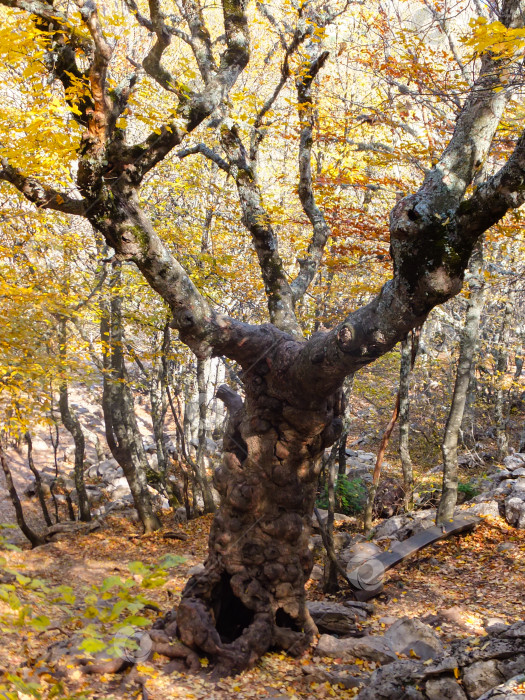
[175,355,343,676]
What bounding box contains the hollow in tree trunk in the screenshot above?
[172,356,343,676]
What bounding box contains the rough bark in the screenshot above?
[100,267,161,533]
[437,243,485,524]
[57,316,91,523]
[171,367,342,676]
[0,443,45,547]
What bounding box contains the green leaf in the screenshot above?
[122,614,150,627]
[159,554,186,569]
[101,575,124,592]
[30,615,50,631]
[128,561,149,576]
[79,637,108,654]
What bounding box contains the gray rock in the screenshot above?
[307,601,360,635]
[373,509,436,540]
[511,477,525,494]
[373,515,407,539]
[314,508,355,526]
[503,454,525,469]
[97,458,119,476]
[462,501,500,519]
[476,673,525,699]
[85,485,104,506]
[333,531,352,550]
[187,564,205,576]
[303,664,365,690]
[106,476,131,500]
[85,464,99,479]
[496,542,518,553]
[173,507,187,524]
[309,564,324,582]
[498,653,525,680]
[512,467,525,477]
[383,617,444,661]
[341,542,383,573]
[315,634,397,665]
[463,660,504,699]
[505,497,525,528]
[424,677,467,699]
[492,480,514,496]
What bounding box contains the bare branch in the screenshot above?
[220,124,303,338]
[179,0,218,83]
[73,0,114,150]
[400,0,525,215]
[128,0,250,179]
[291,51,331,303]
[0,161,87,216]
[455,129,525,241]
[177,143,230,172]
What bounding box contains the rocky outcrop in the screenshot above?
[354,620,525,699]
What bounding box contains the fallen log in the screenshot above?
[347,515,479,600]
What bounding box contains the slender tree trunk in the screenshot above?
[325,375,353,590]
[364,395,400,533]
[519,422,525,453]
[338,375,355,476]
[100,267,161,533]
[57,316,91,522]
[364,329,420,532]
[399,329,420,508]
[167,384,196,519]
[494,293,514,460]
[24,432,52,527]
[323,446,339,593]
[196,358,216,513]
[437,243,485,524]
[0,443,45,547]
[150,325,182,508]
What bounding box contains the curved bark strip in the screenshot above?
[171,339,342,675]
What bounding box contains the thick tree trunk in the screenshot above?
[0,443,45,547]
[57,316,91,523]
[173,373,343,676]
[437,244,485,524]
[100,268,161,534]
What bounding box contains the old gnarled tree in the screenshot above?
[2,0,525,677]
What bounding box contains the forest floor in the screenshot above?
[1,507,524,700]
